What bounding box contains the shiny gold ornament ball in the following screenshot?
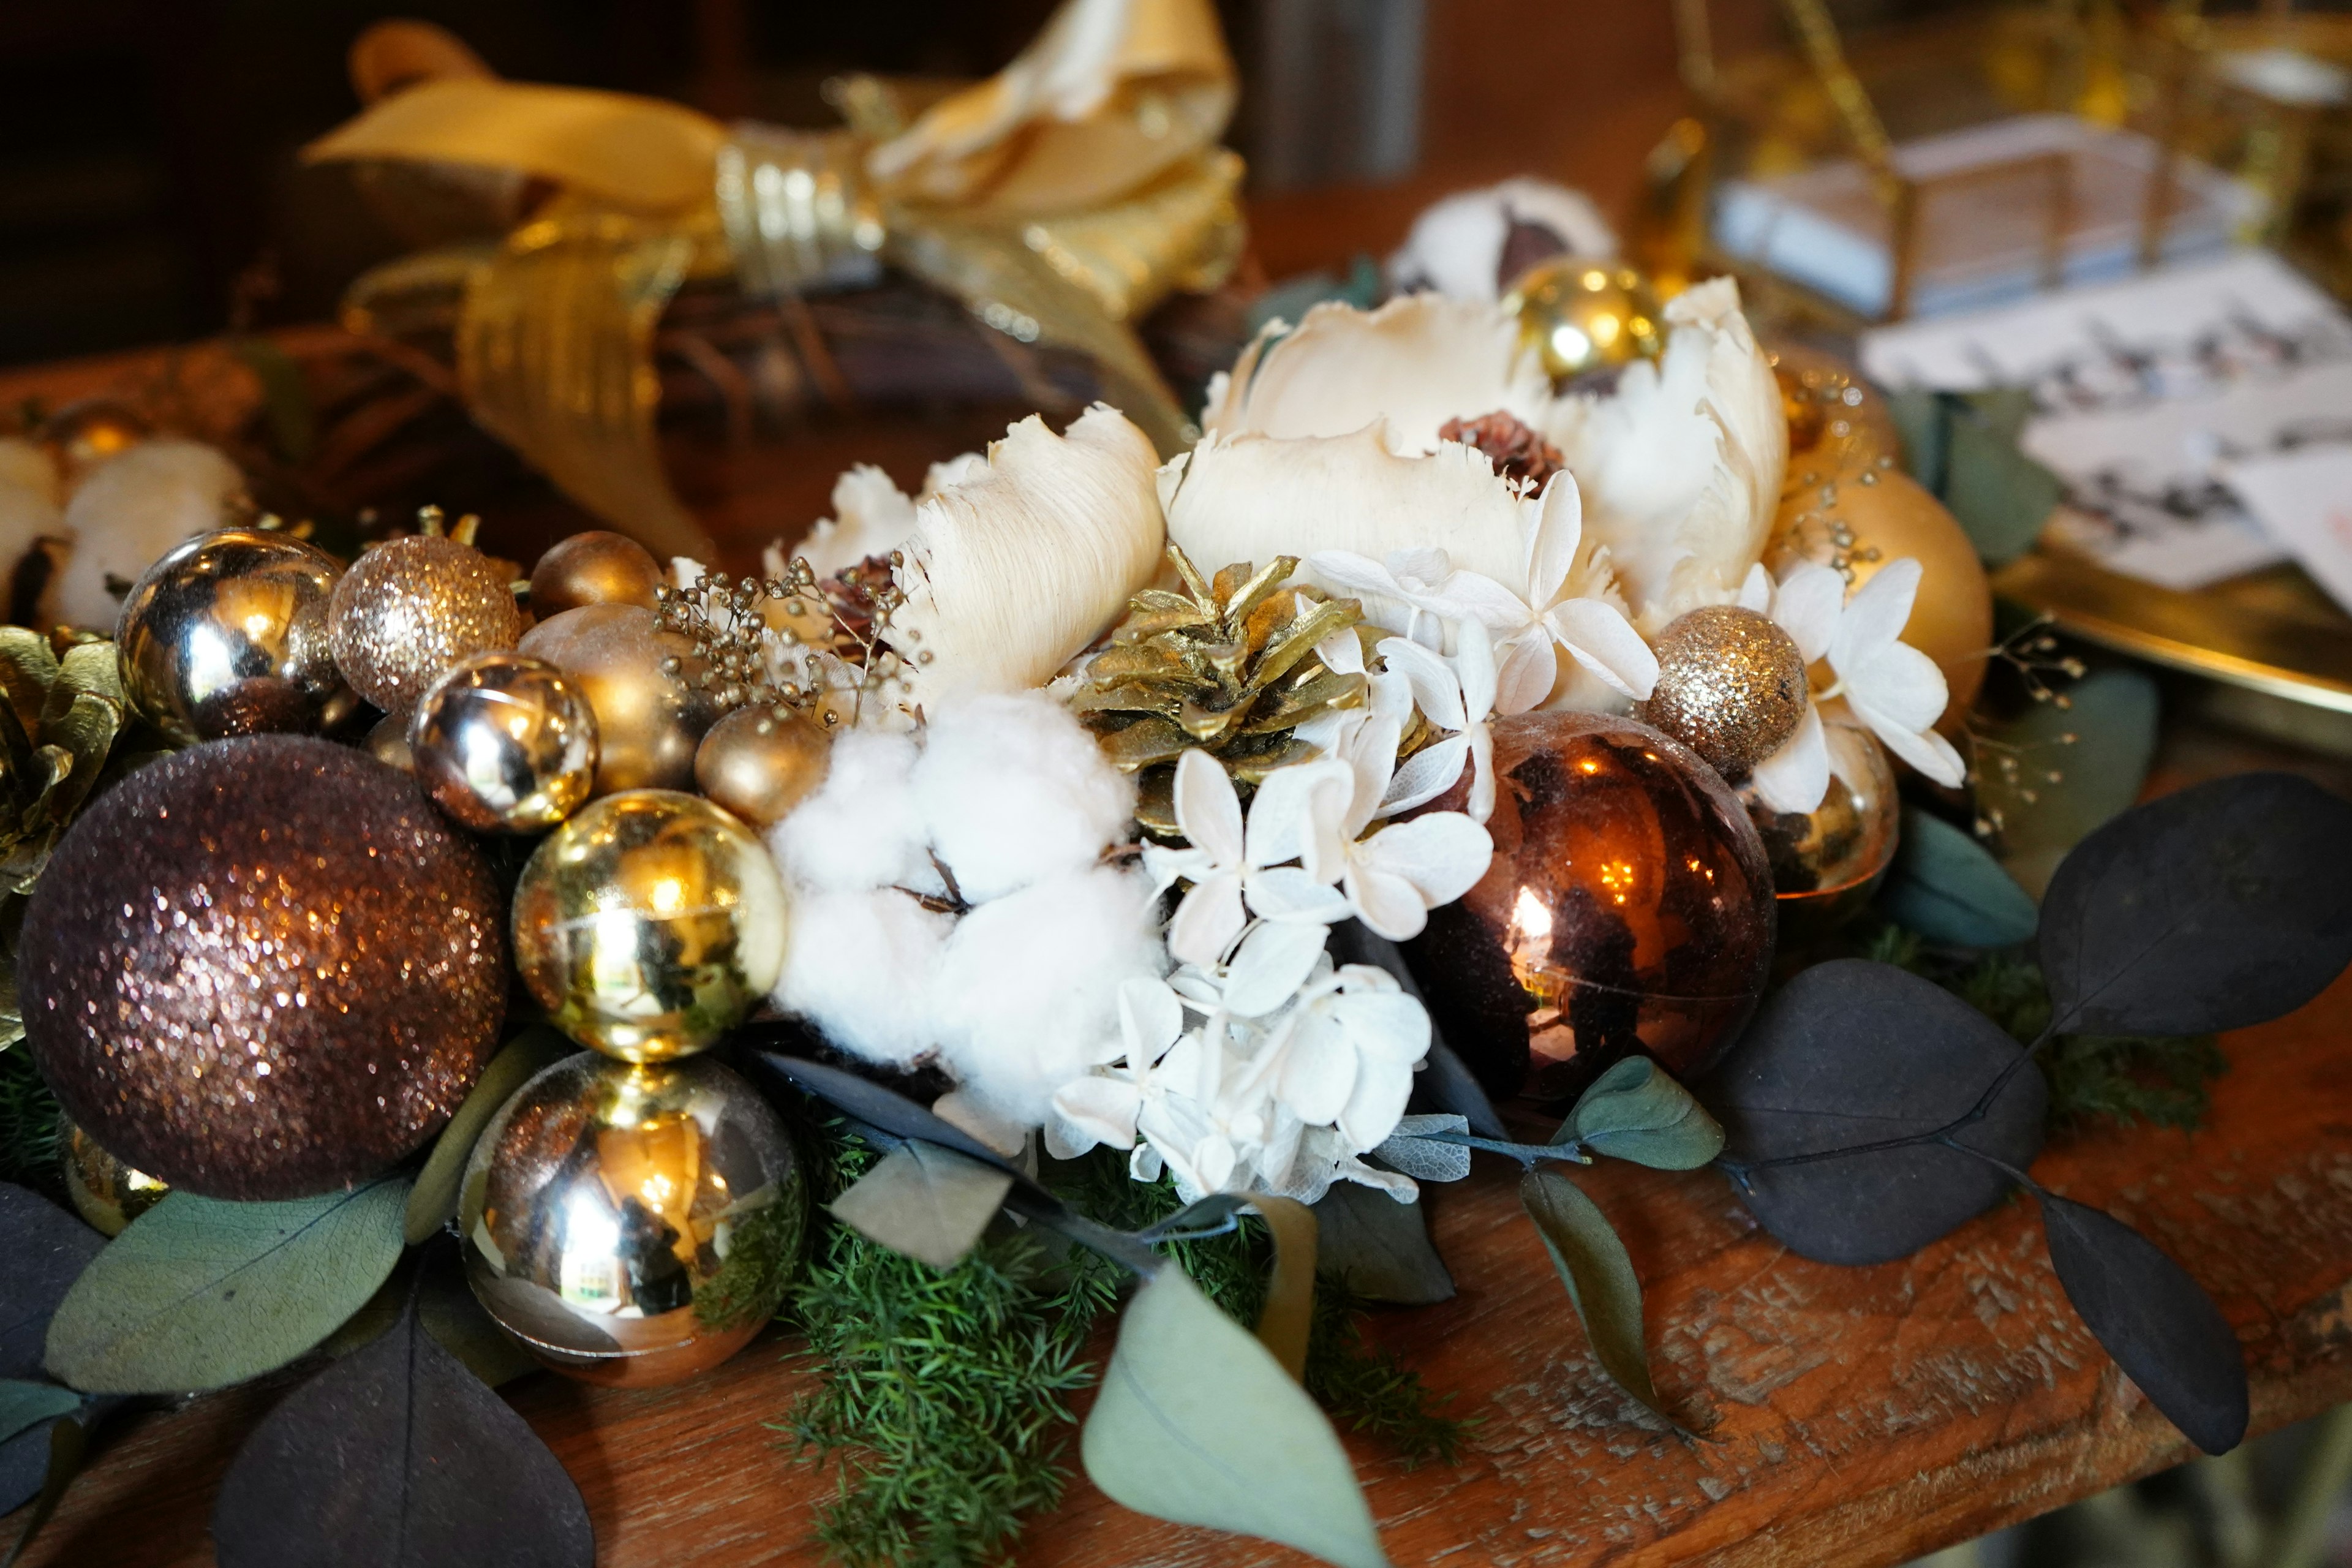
[365,710,413,771]
[693,706,831,829]
[461,1051,807,1385]
[409,652,600,833]
[19,736,507,1199]
[511,790,788,1062]
[1770,340,1901,464]
[1738,717,1900,938]
[43,398,150,484]
[1636,605,1809,778]
[116,529,349,745]
[519,604,717,795]
[59,1116,170,1238]
[530,531,665,618]
[1503,259,1665,383]
[326,533,525,713]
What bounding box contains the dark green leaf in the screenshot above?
[320,1243,539,1389]
[213,1297,593,1568]
[0,1383,77,1447]
[1568,1057,1723,1169]
[1878,807,2040,948]
[2037,1192,2247,1455]
[405,1028,575,1244]
[1706,960,2046,1264]
[2,1412,83,1568]
[1519,1169,1672,1422]
[1942,395,2063,567]
[1082,1269,1389,1568]
[45,1177,409,1393]
[0,1186,104,1379]
[759,1054,1035,1186]
[1310,1183,1453,1306]
[828,1142,1014,1272]
[2039,772,2352,1037]
[1984,666,2159,897]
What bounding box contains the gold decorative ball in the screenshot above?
[59,1115,170,1238]
[461,1052,807,1386]
[410,652,599,833]
[512,790,789,1061]
[326,533,525,713]
[530,531,665,618]
[1637,605,1809,778]
[1738,717,1899,938]
[1769,340,1901,464]
[116,529,349,745]
[1503,259,1665,383]
[43,398,151,485]
[693,706,831,829]
[1771,456,1992,733]
[519,603,717,795]
[365,710,413,771]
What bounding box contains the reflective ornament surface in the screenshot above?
[1771,454,1992,733]
[1770,341,1900,464]
[43,398,149,484]
[512,790,788,1061]
[1740,717,1900,937]
[461,1052,806,1386]
[520,604,717,795]
[529,531,665,617]
[1503,259,1665,384]
[1637,605,1808,778]
[410,652,599,832]
[693,706,831,829]
[365,710,413,772]
[1403,712,1775,1104]
[19,736,507,1199]
[116,530,348,745]
[327,533,525,712]
[60,1115,170,1237]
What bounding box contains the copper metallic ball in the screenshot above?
[461,1052,807,1385]
[19,736,509,1200]
[409,652,599,833]
[519,603,717,796]
[511,790,789,1062]
[327,533,525,714]
[1636,605,1809,778]
[693,706,831,829]
[529,531,665,618]
[1503,259,1665,384]
[1739,718,1900,939]
[1401,711,1775,1104]
[59,1115,170,1238]
[115,530,349,745]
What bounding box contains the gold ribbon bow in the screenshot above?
[306,0,1245,560]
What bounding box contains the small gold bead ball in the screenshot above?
[1503,258,1666,383]
[327,533,525,712]
[1637,605,1810,778]
[529,530,665,618]
[511,790,789,1061]
[59,1115,170,1238]
[693,706,831,829]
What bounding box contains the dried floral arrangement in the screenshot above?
[0,140,2347,1568]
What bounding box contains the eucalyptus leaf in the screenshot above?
[1250,1195,1318,1382]
[2039,772,2352,1038]
[213,1298,593,1568]
[0,1383,78,1448]
[322,1243,540,1389]
[1568,1057,1723,1169]
[1520,1169,1672,1423]
[0,1186,104,1379]
[405,1028,576,1244]
[1984,666,2159,897]
[829,1142,1014,1272]
[1081,1269,1389,1568]
[760,1054,1036,1186]
[1877,807,2040,948]
[1706,960,2047,1264]
[1310,1182,1453,1306]
[1371,1115,1472,1183]
[2,1412,83,1568]
[2037,1192,2247,1455]
[1413,1040,1509,1142]
[1942,396,2064,567]
[45,1177,409,1394]
[1134,1194,1250,1243]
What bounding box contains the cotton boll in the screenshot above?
[50,439,245,630]
[766,728,935,895]
[932,865,1164,1132]
[0,479,61,595]
[915,692,1135,902]
[772,888,953,1070]
[0,439,58,507]
[1389,179,1619,303]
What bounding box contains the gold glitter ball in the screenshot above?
[1636,605,1809,778]
[327,533,524,712]
[20,736,508,1200]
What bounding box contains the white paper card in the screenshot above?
[2222,446,2352,615]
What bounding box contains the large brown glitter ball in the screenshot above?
[19,736,508,1200]
[1402,712,1775,1104]
[1636,605,1809,778]
[328,533,524,714]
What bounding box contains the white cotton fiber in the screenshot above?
[913,692,1135,902]
[0,439,57,507]
[931,864,1164,1131]
[767,729,935,895]
[0,479,60,592]
[771,888,952,1071]
[51,439,244,630]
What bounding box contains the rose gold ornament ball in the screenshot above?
[327,533,524,714]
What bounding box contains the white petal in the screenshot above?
[1315,627,1365,676]
[1052,1077,1144,1149]
[1366,669,1416,726]
[1248,757,1354,876]
[1118,977,1186,1063]
[1545,598,1659,700]
[1129,1142,1165,1183]
[1245,865,1355,923]
[1525,471,1585,607]
[1736,562,1773,614]
[1422,571,1534,635]
[1167,873,1246,968]
[1468,723,1496,826]
[1278,1019,1360,1126]
[1849,640,1949,735]
[1221,920,1333,1017]
[1749,703,1831,813]
[1303,549,1403,601]
[1328,988,1431,1061]
[1453,618,1498,720]
[1139,842,1212,897]
[1172,748,1244,868]
[1857,697,1969,786]
[1378,734,1469,817]
[1359,812,1496,908]
[1376,637,1467,732]
[1491,627,1558,716]
[1344,863,1437,941]
[1830,557,1922,674]
[1338,1056,1417,1150]
[1770,563,1846,663]
[1385,545,1453,586]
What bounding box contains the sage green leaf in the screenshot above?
[1520,1169,1669,1423]
[1082,1268,1390,1568]
[0,1383,77,1447]
[829,1141,1013,1272]
[1566,1057,1723,1169]
[1879,807,2040,947]
[1980,666,2159,897]
[405,1027,575,1244]
[2,1412,83,1568]
[45,1176,409,1394]
[1250,1194,1317,1381]
[1943,396,2062,567]
[1370,1114,1471,1183]
[1311,1182,1453,1306]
